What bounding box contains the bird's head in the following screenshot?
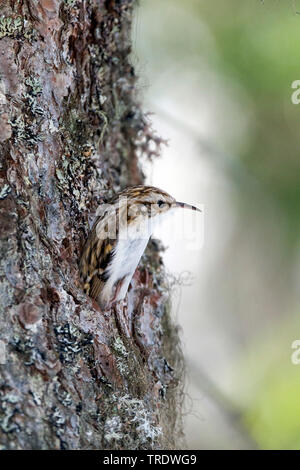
[119,185,200,226]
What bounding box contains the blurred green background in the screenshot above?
[133,0,300,449]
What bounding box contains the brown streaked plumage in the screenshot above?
[79,185,200,309]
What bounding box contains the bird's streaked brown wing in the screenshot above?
[79,212,116,300]
[88,271,104,300]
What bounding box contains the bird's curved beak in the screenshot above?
[175,201,201,212]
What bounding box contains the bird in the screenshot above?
[79,185,200,309]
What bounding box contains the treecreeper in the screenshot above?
[80,185,200,309]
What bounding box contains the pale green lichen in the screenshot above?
[64,0,77,9]
[0,184,11,200]
[54,323,93,364]
[116,357,129,376]
[11,335,38,367]
[51,407,66,427]
[54,381,73,408]
[25,77,42,97]
[0,16,37,42]
[104,416,123,443]
[23,19,37,42]
[113,336,128,357]
[113,337,129,376]
[24,93,44,116]
[103,393,162,448]
[6,77,44,147]
[9,114,43,145]
[0,403,19,433]
[0,16,22,39]
[55,169,65,183]
[23,27,37,41]
[0,390,21,434]
[118,395,162,444]
[24,76,44,116]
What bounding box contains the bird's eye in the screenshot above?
[157,200,165,208]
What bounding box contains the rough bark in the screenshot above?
[0,0,183,450]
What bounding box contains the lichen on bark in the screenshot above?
[0,0,183,449]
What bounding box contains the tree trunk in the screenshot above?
[0,0,183,450]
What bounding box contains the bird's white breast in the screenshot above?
[99,210,174,306]
[100,217,152,305]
